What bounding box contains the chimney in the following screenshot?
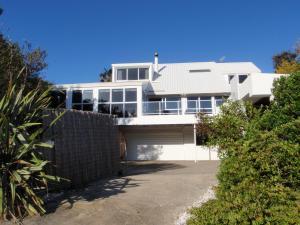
[154,52,159,72]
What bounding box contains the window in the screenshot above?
[98,88,137,118]
[196,134,208,146]
[72,90,93,111]
[98,89,110,114]
[50,90,66,108]
[239,75,248,83]
[215,96,227,107]
[228,75,234,84]
[125,88,137,102]
[117,69,126,80]
[164,97,181,113]
[139,68,149,79]
[112,89,123,102]
[199,96,212,114]
[186,96,212,114]
[128,68,138,80]
[116,67,150,81]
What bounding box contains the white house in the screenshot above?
[56,53,282,161]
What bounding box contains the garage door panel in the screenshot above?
[126,132,185,160]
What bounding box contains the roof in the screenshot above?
[145,62,261,95]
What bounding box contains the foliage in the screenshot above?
[0,78,64,221]
[273,41,300,74]
[275,60,300,74]
[0,34,50,97]
[99,67,112,82]
[189,72,300,225]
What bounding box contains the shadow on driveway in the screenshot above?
[121,161,186,176]
[45,161,184,214]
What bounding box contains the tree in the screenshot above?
[99,68,112,82]
[0,34,50,97]
[189,72,300,225]
[273,40,300,74]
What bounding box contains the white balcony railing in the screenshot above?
[185,100,213,114]
[143,101,181,115]
[142,100,213,116]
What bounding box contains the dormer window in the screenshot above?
[116,68,149,81]
[117,69,126,80]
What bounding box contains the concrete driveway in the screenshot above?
[25,161,219,225]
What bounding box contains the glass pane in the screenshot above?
[117,69,126,80]
[125,88,137,102]
[111,104,124,117]
[200,100,212,109]
[200,96,211,101]
[215,96,225,107]
[50,90,66,108]
[72,90,82,103]
[165,101,179,110]
[200,108,212,114]
[83,104,93,111]
[128,68,138,80]
[165,96,180,101]
[187,100,197,109]
[125,103,137,118]
[72,104,82,110]
[83,90,93,103]
[187,96,198,101]
[112,89,123,102]
[98,89,110,102]
[143,102,160,114]
[239,75,248,83]
[98,104,110,114]
[139,68,149,79]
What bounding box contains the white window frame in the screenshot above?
[97,88,138,118]
[116,67,150,81]
[72,89,94,111]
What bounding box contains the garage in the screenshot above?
[122,125,195,160]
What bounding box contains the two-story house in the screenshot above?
[56,53,282,161]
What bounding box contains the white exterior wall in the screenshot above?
[124,125,219,161]
[56,60,284,161]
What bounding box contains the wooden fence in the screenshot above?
[42,109,120,189]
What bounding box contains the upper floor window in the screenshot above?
[116,68,149,81]
[72,90,94,111]
[98,88,137,118]
[238,75,248,83]
[186,96,212,114]
[228,75,234,84]
[215,96,227,107]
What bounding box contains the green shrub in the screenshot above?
[0,80,64,221]
[189,72,300,225]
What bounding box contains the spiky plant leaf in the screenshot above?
[0,78,64,221]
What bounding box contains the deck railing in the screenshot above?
[142,101,181,115]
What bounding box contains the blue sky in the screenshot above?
[1,0,299,84]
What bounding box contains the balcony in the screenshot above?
[143,101,182,115]
[142,100,214,115]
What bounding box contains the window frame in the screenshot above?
[116,67,150,81]
[72,89,94,111]
[97,88,138,118]
[186,96,213,114]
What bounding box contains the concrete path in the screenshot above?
[24,161,219,225]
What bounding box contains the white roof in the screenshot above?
[146,62,261,95]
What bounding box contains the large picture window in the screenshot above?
[116,68,149,81]
[97,88,137,118]
[72,90,94,111]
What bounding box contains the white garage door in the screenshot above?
[126,131,186,160]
